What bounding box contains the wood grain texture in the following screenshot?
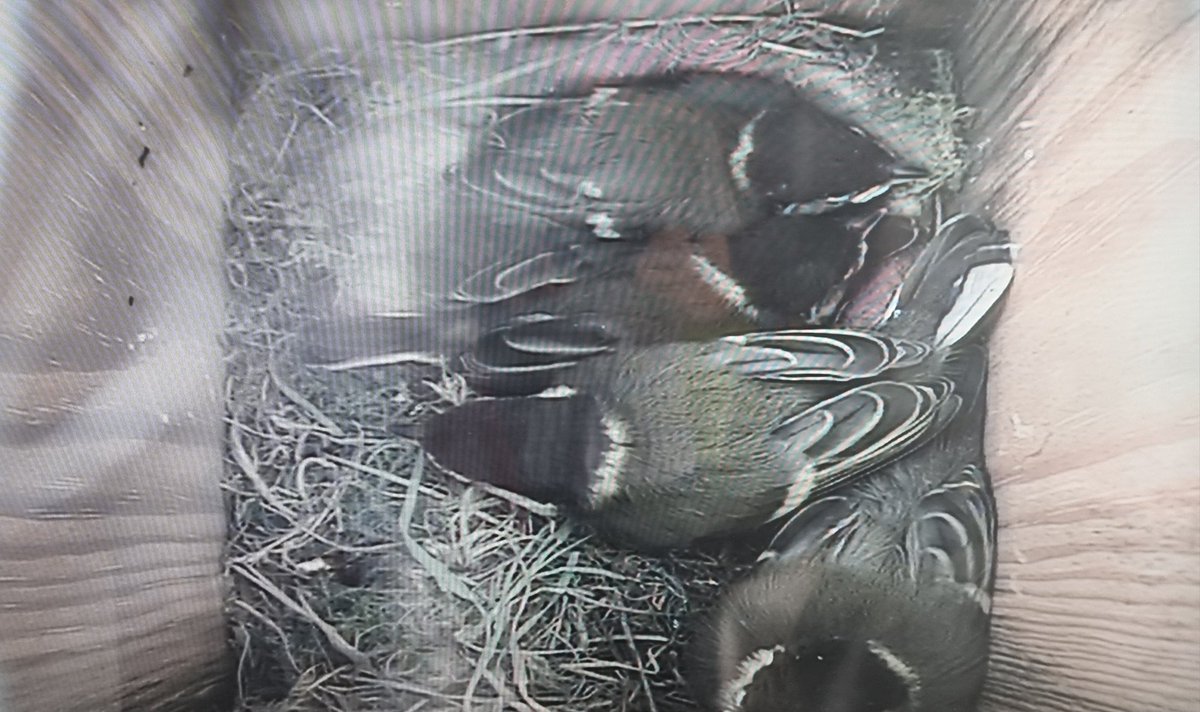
[0,3,234,711]
[956,2,1200,711]
[1,1,1193,711]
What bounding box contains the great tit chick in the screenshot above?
[696,345,997,712]
[457,72,918,239]
[417,214,1012,551]
[693,212,1012,711]
[301,209,880,377]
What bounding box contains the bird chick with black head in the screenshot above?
[458,71,922,239]
[418,213,1012,552]
[697,348,997,712]
[694,214,1011,712]
[302,191,887,379]
[300,70,917,373]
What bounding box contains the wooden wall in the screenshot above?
[956,3,1200,711]
[0,4,234,711]
[0,2,1194,710]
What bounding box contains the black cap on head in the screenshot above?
[733,639,911,712]
[726,212,870,327]
[747,101,898,209]
[720,638,907,710]
[421,393,607,508]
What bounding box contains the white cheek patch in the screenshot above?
[867,640,921,703]
[720,644,785,712]
[689,253,762,322]
[588,412,630,505]
[728,110,765,193]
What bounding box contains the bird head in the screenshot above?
[717,637,914,712]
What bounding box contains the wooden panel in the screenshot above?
[956,2,1200,711]
[0,4,234,711]
[2,2,1191,711]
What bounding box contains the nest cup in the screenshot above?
[224,13,975,711]
[0,3,1194,712]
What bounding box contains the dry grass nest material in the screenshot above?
[222,13,969,712]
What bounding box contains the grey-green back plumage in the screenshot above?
[695,213,1011,711]
[700,348,995,712]
[541,329,962,550]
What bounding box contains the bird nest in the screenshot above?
[222,12,970,711]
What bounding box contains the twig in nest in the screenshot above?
[233,563,371,668]
[398,457,481,604]
[319,453,447,501]
[513,651,555,712]
[270,357,346,437]
[233,599,302,674]
[622,615,659,712]
[420,14,792,50]
[229,421,296,516]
